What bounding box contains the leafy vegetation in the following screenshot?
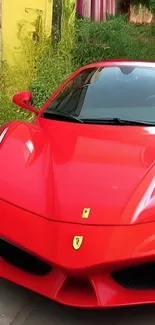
[30,0,75,108]
[1,14,155,125]
[73,15,155,66]
[0,40,38,124]
[131,0,155,12]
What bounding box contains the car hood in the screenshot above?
[1,119,155,226]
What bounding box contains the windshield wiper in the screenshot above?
[42,110,83,123]
[113,118,155,126]
[82,117,155,126]
[43,112,155,126]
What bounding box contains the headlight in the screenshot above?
[0,127,8,143]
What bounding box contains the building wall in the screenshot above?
[76,0,116,21]
[2,0,52,64]
[0,0,1,27]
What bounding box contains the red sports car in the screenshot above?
[2,60,155,308]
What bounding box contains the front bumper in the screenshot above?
[1,198,155,308]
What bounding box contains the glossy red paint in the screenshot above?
[12,91,39,115]
[2,199,155,308]
[1,60,155,308]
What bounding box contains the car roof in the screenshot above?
[81,59,155,70]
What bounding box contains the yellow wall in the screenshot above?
[2,0,53,65]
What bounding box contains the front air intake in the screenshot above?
[1,239,52,275]
[56,277,98,307]
[112,262,155,289]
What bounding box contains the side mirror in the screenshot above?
[12,91,39,115]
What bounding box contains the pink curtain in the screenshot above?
[76,0,116,21]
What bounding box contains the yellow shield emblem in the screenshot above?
[72,236,83,250]
[82,208,90,219]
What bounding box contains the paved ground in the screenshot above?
[1,279,155,325]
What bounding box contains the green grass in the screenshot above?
[73,15,155,66]
[1,15,155,125]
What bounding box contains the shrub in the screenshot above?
[29,41,74,108]
[1,15,155,125]
[72,15,155,67]
[29,0,76,108]
[131,0,155,12]
[0,0,76,122]
[0,40,37,125]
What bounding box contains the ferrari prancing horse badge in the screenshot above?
[82,208,90,219]
[72,236,83,250]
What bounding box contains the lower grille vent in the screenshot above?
[1,239,52,276]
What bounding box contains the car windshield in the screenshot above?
[43,65,155,125]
